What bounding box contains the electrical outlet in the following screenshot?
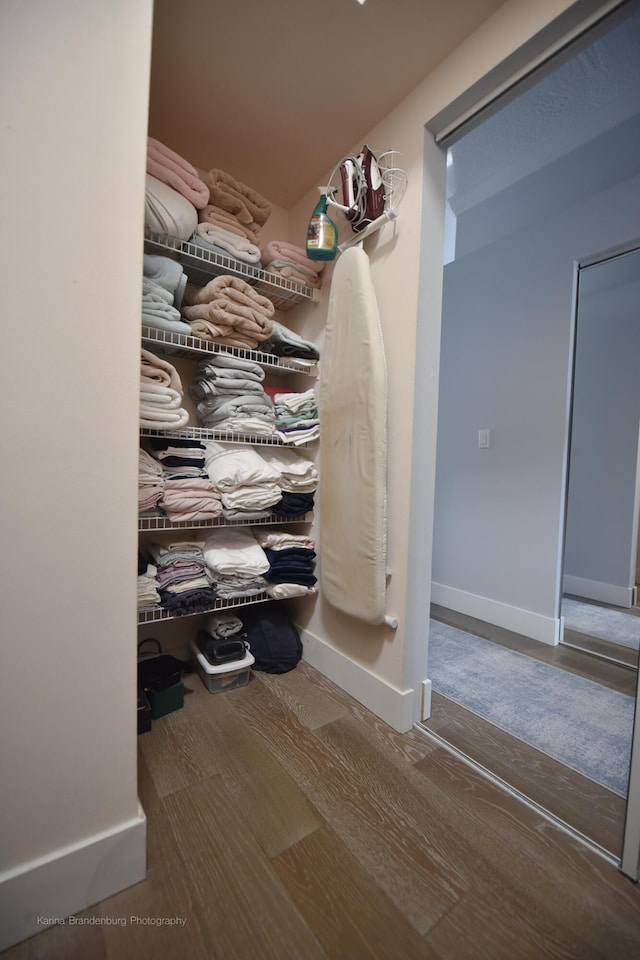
[478,429,490,448]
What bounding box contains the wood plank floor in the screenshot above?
[4,659,640,960]
[426,604,637,858]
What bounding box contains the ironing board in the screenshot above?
[319,245,388,624]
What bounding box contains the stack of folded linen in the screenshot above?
[142,276,192,337]
[181,275,275,349]
[261,240,326,290]
[145,438,222,521]
[199,168,271,246]
[254,530,317,600]
[159,478,223,524]
[202,527,270,600]
[138,559,161,611]
[259,447,318,518]
[259,320,320,362]
[146,138,209,211]
[147,436,207,479]
[189,223,262,276]
[139,448,165,513]
[146,540,217,615]
[203,442,282,520]
[266,387,319,445]
[190,354,275,436]
[140,348,189,430]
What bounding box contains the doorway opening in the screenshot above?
[421,0,640,864]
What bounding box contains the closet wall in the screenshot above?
[0,0,581,949]
[0,0,152,950]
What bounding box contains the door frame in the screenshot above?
[411,0,640,878]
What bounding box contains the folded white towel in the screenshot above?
[192,223,262,263]
[203,442,281,490]
[203,527,270,578]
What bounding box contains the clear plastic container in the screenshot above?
[189,640,255,694]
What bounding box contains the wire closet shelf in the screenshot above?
[141,325,318,378]
[144,229,319,310]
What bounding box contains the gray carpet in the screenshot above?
[428,619,634,796]
[562,598,640,651]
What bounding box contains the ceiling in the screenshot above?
[147,0,507,210]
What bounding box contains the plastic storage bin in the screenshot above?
[190,640,255,694]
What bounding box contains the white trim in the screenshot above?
[621,668,640,879]
[0,809,147,952]
[403,129,448,723]
[430,0,630,144]
[421,679,433,722]
[300,627,415,733]
[563,574,635,608]
[431,582,562,646]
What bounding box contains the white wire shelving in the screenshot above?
[141,325,318,378]
[137,588,317,625]
[138,512,313,532]
[140,425,316,448]
[144,229,320,311]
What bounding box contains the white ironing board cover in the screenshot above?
[319,245,388,623]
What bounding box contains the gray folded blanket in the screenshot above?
[260,320,320,361]
[143,255,188,308]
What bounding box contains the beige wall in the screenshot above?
[0,0,153,948]
[288,0,581,724]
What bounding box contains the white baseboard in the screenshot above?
[431,583,562,645]
[0,808,147,952]
[563,574,635,608]
[299,627,416,732]
[421,679,432,721]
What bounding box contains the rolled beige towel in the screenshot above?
[182,275,274,342]
[203,168,271,227]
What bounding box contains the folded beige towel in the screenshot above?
[203,168,271,227]
[182,275,274,342]
[140,347,184,395]
[186,318,267,349]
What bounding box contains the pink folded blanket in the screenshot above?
[160,479,223,522]
[263,261,322,289]
[260,240,325,275]
[147,138,209,210]
[203,168,271,227]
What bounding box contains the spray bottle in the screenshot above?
[306,187,338,261]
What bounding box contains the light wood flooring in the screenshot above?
[4,656,640,959]
[425,603,639,860]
